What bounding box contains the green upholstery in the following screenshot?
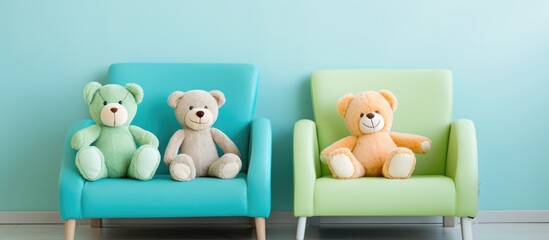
[294,69,478,219]
[314,175,456,216]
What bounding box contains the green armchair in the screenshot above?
[293,69,478,240]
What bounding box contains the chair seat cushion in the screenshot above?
[81,174,248,218]
[314,175,456,216]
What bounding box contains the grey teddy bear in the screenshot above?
[164,90,242,181]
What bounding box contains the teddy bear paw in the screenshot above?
[329,154,355,178]
[220,163,240,179]
[387,153,415,179]
[171,163,193,181]
[421,141,431,153]
[76,147,105,181]
[131,146,160,180]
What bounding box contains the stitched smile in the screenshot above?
[362,120,380,129]
[105,112,118,126]
[190,119,209,125]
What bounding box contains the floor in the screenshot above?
[1,223,549,240]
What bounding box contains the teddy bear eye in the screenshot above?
[204,106,208,109]
[360,113,364,117]
[375,111,379,114]
[118,101,123,104]
[103,101,107,106]
[189,106,194,110]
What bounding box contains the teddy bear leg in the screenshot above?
[75,146,108,181]
[127,145,161,181]
[382,147,416,179]
[208,153,242,179]
[169,154,196,181]
[327,148,365,179]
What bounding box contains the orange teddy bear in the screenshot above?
[320,90,432,179]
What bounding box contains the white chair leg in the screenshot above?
[461,217,473,240]
[254,217,266,240]
[297,217,307,240]
[65,219,76,240]
[443,216,455,227]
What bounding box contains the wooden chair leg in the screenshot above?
[297,217,307,240]
[91,218,102,228]
[254,217,266,240]
[65,219,76,240]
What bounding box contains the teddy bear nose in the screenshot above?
[110,107,118,113]
[196,111,205,118]
[366,113,375,119]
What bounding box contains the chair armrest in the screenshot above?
[293,119,321,217]
[246,118,272,217]
[446,119,478,217]
[58,119,94,220]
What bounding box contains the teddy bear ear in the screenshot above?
[167,91,185,109]
[125,83,144,104]
[337,94,355,117]
[379,89,398,111]
[210,90,226,108]
[83,82,102,105]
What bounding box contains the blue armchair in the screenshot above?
[59,63,272,240]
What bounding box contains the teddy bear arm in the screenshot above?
[128,125,159,148]
[71,125,101,150]
[211,128,240,157]
[320,136,358,161]
[390,132,432,154]
[164,129,186,165]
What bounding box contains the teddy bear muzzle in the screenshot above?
[100,103,128,127]
[359,112,385,134]
[185,108,213,130]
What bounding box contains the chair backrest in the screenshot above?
[108,63,258,175]
[312,69,452,176]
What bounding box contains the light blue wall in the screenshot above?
[1,0,549,212]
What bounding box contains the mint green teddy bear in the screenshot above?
[71,82,160,181]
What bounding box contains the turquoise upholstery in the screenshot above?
[82,174,248,218]
[293,69,478,239]
[59,63,271,220]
